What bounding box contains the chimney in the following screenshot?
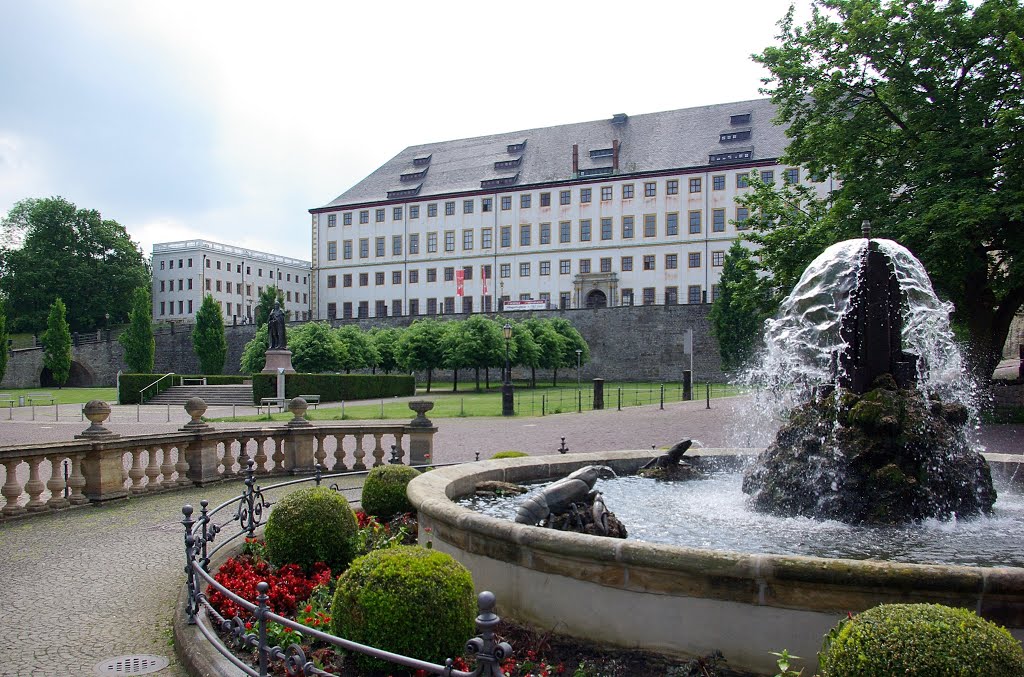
[612,140,620,171]
[572,144,579,174]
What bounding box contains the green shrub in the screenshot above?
[819,603,1024,677]
[331,546,474,671]
[361,465,421,520]
[251,373,414,404]
[263,486,358,572]
[491,451,528,459]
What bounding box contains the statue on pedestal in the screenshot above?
[268,302,287,350]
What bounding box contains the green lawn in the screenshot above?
[0,387,117,405]
[214,382,745,422]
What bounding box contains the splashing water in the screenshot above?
[729,238,978,448]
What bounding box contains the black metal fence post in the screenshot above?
[466,591,513,677]
[181,505,199,625]
[660,384,664,410]
[256,582,270,677]
[706,382,711,409]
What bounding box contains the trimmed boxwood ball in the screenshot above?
[263,486,357,572]
[330,545,475,671]
[491,451,528,459]
[360,465,421,520]
[819,603,1024,676]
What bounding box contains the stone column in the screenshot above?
[406,401,437,466]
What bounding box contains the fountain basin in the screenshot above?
[408,450,1024,675]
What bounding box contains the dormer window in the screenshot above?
[413,154,432,166]
[507,139,527,153]
[709,149,753,165]
[481,173,519,189]
[400,168,428,182]
[387,184,422,199]
[730,113,751,125]
[720,130,752,143]
[590,147,614,159]
[494,156,522,170]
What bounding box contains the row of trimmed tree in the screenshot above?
[240,316,590,392]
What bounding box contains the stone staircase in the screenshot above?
[146,385,254,406]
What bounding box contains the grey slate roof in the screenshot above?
[318,98,788,210]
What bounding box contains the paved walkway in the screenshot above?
[0,399,1020,677]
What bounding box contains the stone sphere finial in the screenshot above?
[180,397,213,432]
[286,397,311,427]
[76,400,118,439]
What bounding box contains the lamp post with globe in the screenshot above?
[502,323,514,416]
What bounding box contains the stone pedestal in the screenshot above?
[82,447,129,502]
[183,440,222,486]
[262,350,296,374]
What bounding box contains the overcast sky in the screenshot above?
[0,0,805,262]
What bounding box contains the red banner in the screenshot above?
[456,269,465,297]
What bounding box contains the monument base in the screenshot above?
[262,350,296,374]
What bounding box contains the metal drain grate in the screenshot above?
[94,654,169,675]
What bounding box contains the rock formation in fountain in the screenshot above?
[742,227,996,525]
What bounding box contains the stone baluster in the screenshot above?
[46,455,70,510]
[174,445,190,488]
[159,445,176,489]
[392,432,406,464]
[223,438,240,477]
[145,445,163,492]
[236,436,253,475]
[371,432,385,467]
[25,457,48,512]
[2,459,27,517]
[314,434,328,471]
[67,453,88,505]
[332,433,348,472]
[271,435,286,474]
[353,432,366,471]
[127,448,147,495]
[254,438,269,473]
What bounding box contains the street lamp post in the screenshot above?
[502,323,514,416]
[575,348,582,412]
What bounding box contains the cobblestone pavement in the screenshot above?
[0,399,1020,677]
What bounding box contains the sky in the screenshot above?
[0,0,806,262]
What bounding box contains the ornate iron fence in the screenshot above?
[181,462,511,676]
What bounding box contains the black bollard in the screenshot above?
[683,370,693,401]
[593,378,604,410]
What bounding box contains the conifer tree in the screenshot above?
[118,287,155,373]
[192,295,227,375]
[43,297,72,387]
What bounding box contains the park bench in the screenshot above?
[180,377,207,386]
[257,397,287,414]
[27,392,54,406]
[299,394,321,408]
[0,393,15,408]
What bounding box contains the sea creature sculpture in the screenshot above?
[641,439,693,469]
[514,465,616,525]
[591,492,609,535]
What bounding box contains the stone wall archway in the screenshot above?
[40,360,96,387]
[585,290,608,308]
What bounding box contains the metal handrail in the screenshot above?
[140,373,176,404]
[182,462,510,676]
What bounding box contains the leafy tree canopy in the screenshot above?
[0,302,8,383]
[118,286,155,373]
[240,324,270,374]
[752,0,1024,377]
[709,241,771,372]
[43,297,72,387]
[395,319,446,391]
[290,322,346,373]
[192,295,227,375]
[370,327,402,374]
[0,197,148,333]
[335,325,378,372]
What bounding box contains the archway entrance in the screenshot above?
[585,290,608,308]
[40,361,95,387]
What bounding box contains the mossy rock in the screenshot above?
[331,546,475,672]
[491,451,529,459]
[819,603,1024,677]
[360,465,421,520]
[264,486,357,572]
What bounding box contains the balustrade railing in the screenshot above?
[0,398,437,518]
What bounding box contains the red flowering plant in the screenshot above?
[352,510,418,556]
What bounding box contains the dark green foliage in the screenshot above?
[459,316,505,390]
[548,318,589,387]
[370,327,402,374]
[254,285,288,328]
[250,373,414,404]
[0,302,8,384]
[361,465,421,520]
[118,286,155,373]
[263,486,358,573]
[491,451,529,459]
[289,322,345,373]
[0,197,149,332]
[330,546,475,672]
[43,297,71,387]
[395,319,447,392]
[117,373,246,404]
[819,603,1024,676]
[755,0,1024,378]
[192,294,227,375]
[335,325,378,372]
[709,241,770,372]
[239,324,269,374]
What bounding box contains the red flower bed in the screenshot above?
[208,554,331,620]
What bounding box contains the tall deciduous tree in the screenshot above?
[460,316,506,391]
[192,295,227,375]
[520,318,561,388]
[370,327,403,374]
[43,297,72,388]
[0,197,148,332]
[118,287,155,373]
[548,318,589,387]
[709,241,771,372]
[254,285,288,328]
[395,319,446,392]
[289,322,346,373]
[240,325,270,374]
[0,302,9,384]
[334,325,379,373]
[754,0,1024,378]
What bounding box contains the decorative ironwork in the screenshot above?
[234,460,271,537]
[558,437,569,454]
[181,504,200,624]
[466,592,513,676]
[389,445,402,464]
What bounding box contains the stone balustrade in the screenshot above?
[0,398,437,518]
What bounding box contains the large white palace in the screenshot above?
[151,240,311,325]
[309,98,834,320]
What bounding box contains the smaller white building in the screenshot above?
[151,240,311,325]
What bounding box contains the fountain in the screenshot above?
[408,229,1024,674]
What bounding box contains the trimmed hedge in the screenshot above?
[491,451,529,459]
[118,373,248,404]
[251,373,414,404]
[361,465,421,520]
[330,546,475,672]
[263,486,358,573]
[819,603,1024,676]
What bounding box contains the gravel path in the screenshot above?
[0,398,1019,676]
